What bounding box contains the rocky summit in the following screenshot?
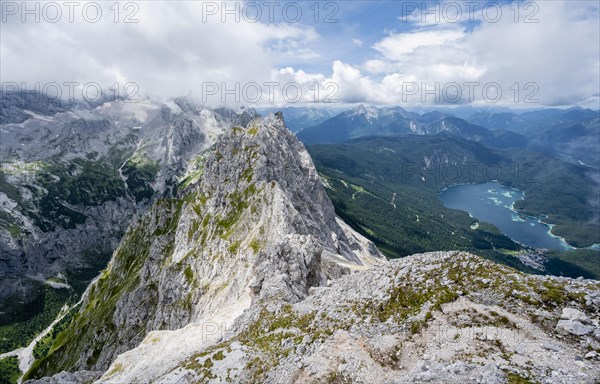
[22,112,383,381]
[19,112,600,384]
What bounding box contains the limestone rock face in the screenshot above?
[126,252,598,384]
[26,113,383,379]
[23,370,100,384]
[0,94,247,323]
[25,113,600,384]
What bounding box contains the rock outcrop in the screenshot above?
[0,94,249,329]
[106,252,599,384]
[25,113,383,380]
[23,112,599,384]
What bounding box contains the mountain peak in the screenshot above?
[350,104,379,120]
[28,113,384,378]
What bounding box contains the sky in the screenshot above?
[1,0,599,109]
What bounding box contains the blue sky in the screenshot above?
[262,1,441,72]
[264,0,537,71]
[1,0,599,108]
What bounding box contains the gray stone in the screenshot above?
[556,320,594,336]
[542,342,561,352]
[561,308,591,324]
[24,370,100,384]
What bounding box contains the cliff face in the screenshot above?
[24,112,599,384]
[0,95,250,326]
[26,113,383,379]
[102,252,600,384]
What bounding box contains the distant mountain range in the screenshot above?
[466,107,599,135]
[295,104,515,145]
[256,106,339,132]
[293,105,599,169]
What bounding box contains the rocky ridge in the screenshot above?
[108,251,600,384]
[24,113,383,380]
[20,112,600,384]
[0,94,254,330]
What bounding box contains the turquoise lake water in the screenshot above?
[440,182,573,250]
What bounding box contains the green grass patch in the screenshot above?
[32,304,81,361]
[25,197,185,380]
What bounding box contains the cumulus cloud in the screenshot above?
[0,1,318,104]
[364,1,599,107]
[373,28,465,58]
[1,0,598,108]
[278,1,599,107]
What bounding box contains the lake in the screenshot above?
[439,182,573,250]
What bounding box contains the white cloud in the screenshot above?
[353,1,599,106]
[352,38,363,47]
[374,28,465,58]
[362,59,390,74]
[0,1,319,103]
[1,0,598,108]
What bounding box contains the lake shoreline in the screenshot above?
[439,182,579,251]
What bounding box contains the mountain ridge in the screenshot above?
[27,251,600,384]
[296,105,496,146]
[0,96,598,384]
[24,112,384,380]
